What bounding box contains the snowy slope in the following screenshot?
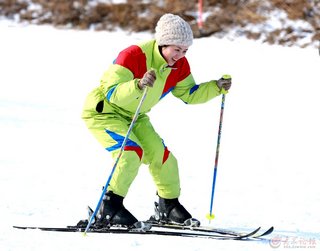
[1,22,320,250]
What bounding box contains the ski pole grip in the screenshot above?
[219,74,231,94]
[222,74,231,80]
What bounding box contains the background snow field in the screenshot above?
[1,23,319,250]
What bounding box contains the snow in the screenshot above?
[1,21,320,251]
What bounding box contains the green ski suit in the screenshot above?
[82,39,226,199]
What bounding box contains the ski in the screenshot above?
[255,226,274,238]
[147,202,274,239]
[147,222,274,239]
[150,225,262,240]
[13,223,272,240]
[12,225,242,240]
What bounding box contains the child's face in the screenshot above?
[161,45,189,66]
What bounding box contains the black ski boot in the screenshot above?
[96,191,138,227]
[157,196,200,226]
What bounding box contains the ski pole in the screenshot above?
[84,86,149,235]
[206,74,231,222]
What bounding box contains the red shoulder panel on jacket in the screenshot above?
[114,45,147,79]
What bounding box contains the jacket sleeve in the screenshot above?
[172,73,227,104]
[100,64,143,107]
[99,45,147,107]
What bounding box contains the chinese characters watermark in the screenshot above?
[270,235,318,249]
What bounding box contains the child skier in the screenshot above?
[81,13,232,227]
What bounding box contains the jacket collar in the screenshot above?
[152,41,174,73]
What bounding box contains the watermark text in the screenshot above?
[270,235,318,249]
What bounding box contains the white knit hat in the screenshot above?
[155,13,193,47]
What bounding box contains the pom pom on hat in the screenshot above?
[155,13,193,47]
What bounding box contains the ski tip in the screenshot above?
[206,213,215,220]
[257,226,274,238]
